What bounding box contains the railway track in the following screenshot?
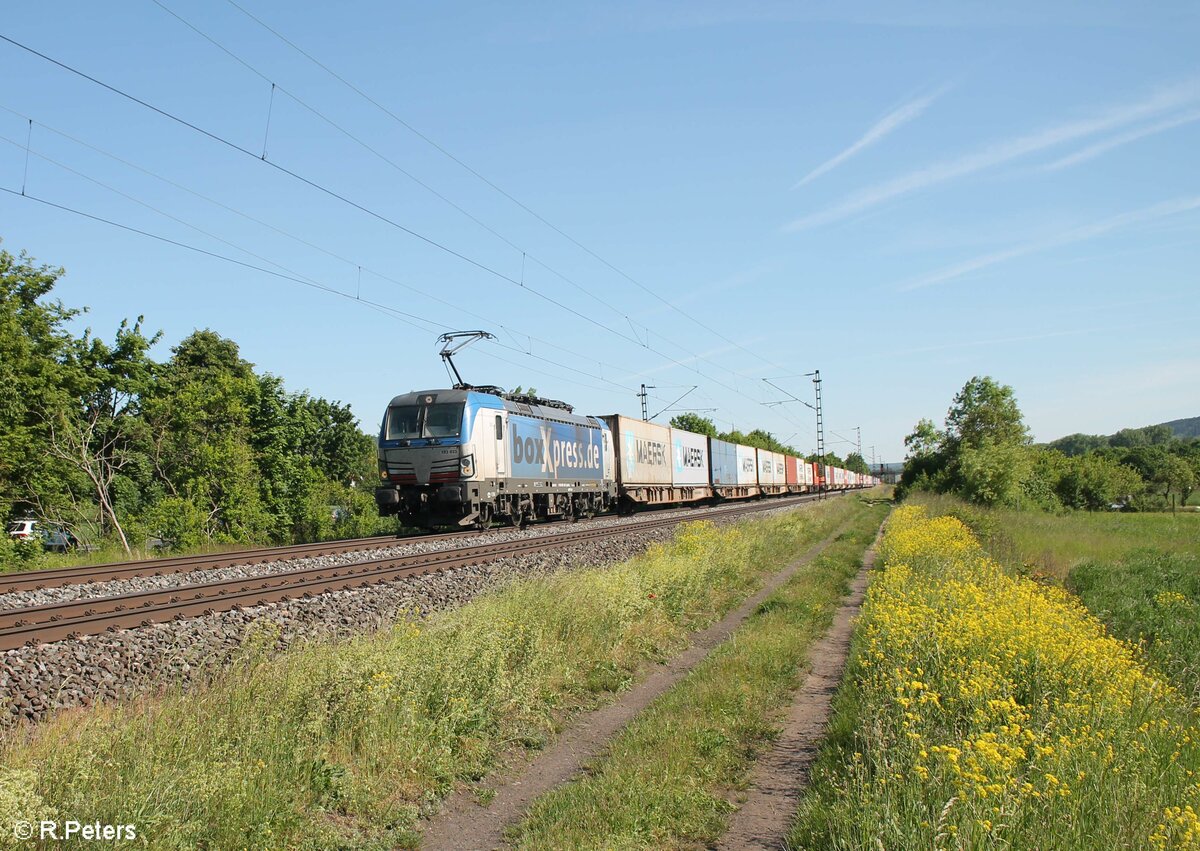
[0,493,838,649]
[0,529,476,594]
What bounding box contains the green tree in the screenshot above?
[944,376,1029,453]
[956,440,1032,507]
[1179,444,1200,505]
[897,418,947,498]
[669,413,717,438]
[46,318,160,552]
[0,249,79,523]
[1054,453,1142,511]
[844,452,869,474]
[1153,454,1195,502]
[142,330,271,544]
[1110,424,1175,448]
[1047,433,1108,456]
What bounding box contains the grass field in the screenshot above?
[908,493,1200,582]
[510,502,888,850]
[790,505,1200,851]
[0,496,871,851]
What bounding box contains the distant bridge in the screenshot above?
[871,462,904,485]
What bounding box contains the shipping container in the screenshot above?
[710,437,740,486]
[601,415,672,485]
[601,415,710,506]
[736,444,757,485]
[784,455,800,486]
[709,438,759,499]
[670,428,710,487]
[757,448,786,493]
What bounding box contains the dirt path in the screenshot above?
[714,526,884,851]
[418,521,855,851]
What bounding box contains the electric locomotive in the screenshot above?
[374,388,616,528]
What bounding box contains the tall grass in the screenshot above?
[511,506,888,850]
[0,497,863,850]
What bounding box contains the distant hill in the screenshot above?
[1160,416,1200,439]
[1046,416,1199,456]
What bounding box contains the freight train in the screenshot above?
[373,387,879,528]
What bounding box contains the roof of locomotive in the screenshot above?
[385,389,607,429]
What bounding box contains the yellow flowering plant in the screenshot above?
[793,505,1200,850]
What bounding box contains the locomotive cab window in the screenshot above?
[385,402,463,440]
[423,404,462,437]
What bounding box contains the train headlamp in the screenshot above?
[460,455,474,478]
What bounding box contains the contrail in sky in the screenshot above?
[793,86,948,189]
[898,195,1200,291]
[786,79,1200,231]
[1039,109,1200,171]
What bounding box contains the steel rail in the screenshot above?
[0,530,481,594]
[0,493,840,649]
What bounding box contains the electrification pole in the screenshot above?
[638,384,656,421]
[809,370,824,499]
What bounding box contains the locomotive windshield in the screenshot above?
[385,403,463,440]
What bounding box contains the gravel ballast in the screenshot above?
[0,500,825,727]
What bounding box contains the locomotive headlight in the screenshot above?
[378,461,388,480]
[460,454,475,478]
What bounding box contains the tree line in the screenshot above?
[666,413,870,474]
[898,376,1199,511]
[1,249,384,568]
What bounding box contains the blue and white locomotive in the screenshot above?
[374,388,616,528]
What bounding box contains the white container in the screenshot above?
[670,428,710,486]
[736,444,758,485]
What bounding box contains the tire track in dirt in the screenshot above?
[419,519,858,851]
[714,522,885,851]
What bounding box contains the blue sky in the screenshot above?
[2,1,1197,464]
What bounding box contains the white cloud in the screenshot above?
[898,195,1200,291]
[793,87,948,188]
[785,79,1200,231]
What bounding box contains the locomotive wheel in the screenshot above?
[474,505,494,532]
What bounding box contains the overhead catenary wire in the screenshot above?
[0,134,638,395]
[0,179,631,400]
[0,31,645,353]
[0,101,651,396]
[0,185,442,334]
[0,30,812,435]
[0,31,783,413]
[222,0,794,376]
[149,0,763,388]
